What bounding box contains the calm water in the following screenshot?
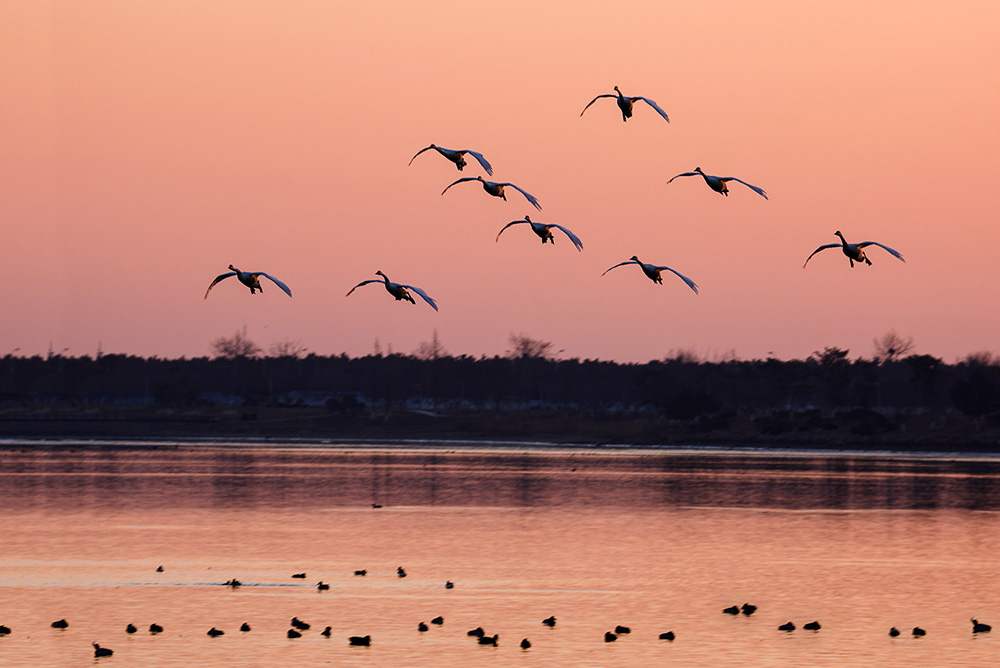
[0,442,998,667]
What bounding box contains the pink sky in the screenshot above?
[3,1,999,363]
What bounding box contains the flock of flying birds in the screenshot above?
[203,85,905,309]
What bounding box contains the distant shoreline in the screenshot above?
[2,435,1000,462]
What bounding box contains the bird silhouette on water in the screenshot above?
[354,569,367,576]
[972,618,992,633]
[321,626,332,637]
[418,621,429,632]
[431,616,444,625]
[291,617,310,631]
[397,566,407,578]
[50,619,68,629]
[889,627,901,637]
[125,623,137,634]
[92,643,113,658]
[287,628,302,639]
[542,616,556,627]
[317,581,329,591]
[149,623,163,634]
[520,638,531,649]
[207,627,224,637]
[803,621,821,631]
[604,631,617,642]
[659,631,676,641]
[467,627,485,637]
[723,605,740,615]
[614,624,631,635]
[0,625,10,636]
[477,634,499,646]
[349,635,371,646]
[777,621,795,632]
[239,622,251,632]
[741,603,757,616]
[912,627,927,637]
[291,573,306,579]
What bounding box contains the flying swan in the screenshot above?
[496,215,583,251]
[580,86,670,123]
[204,265,292,299]
[409,144,493,175]
[802,231,905,268]
[346,271,438,311]
[667,167,768,199]
[602,256,699,293]
[441,176,541,211]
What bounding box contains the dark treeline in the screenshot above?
[3,345,1000,440]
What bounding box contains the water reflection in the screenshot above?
[1,445,1000,512]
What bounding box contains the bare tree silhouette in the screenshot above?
[508,333,554,360]
[211,330,262,360]
[873,330,914,364]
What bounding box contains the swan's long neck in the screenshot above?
[379,273,391,288]
[834,231,848,247]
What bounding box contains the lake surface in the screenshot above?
[0,441,998,667]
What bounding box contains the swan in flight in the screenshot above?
[204,265,292,299]
[496,215,583,252]
[667,167,768,200]
[346,271,438,311]
[441,176,541,211]
[409,144,493,176]
[602,256,699,294]
[580,86,670,123]
[802,231,906,268]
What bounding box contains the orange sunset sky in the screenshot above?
[2,1,999,363]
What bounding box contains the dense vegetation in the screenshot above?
[3,332,1000,450]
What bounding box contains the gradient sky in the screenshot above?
[3,1,999,363]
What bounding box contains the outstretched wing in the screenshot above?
[802,244,840,268]
[721,177,768,200]
[463,149,493,176]
[345,279,381,297]
[204,272,236,299]
[858,242,906,262]
[551,224,584,252]
[441,176,479,195]
[667,172,699,184]
[654,265,699,294]
[580,94,616,116]
[602,260,638,276]
[256,272,293,297]
[496,219,527,242]
[402,285,439,311]
[408,145,435,166]
[501,183,542,211]
[635,97,670,123]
